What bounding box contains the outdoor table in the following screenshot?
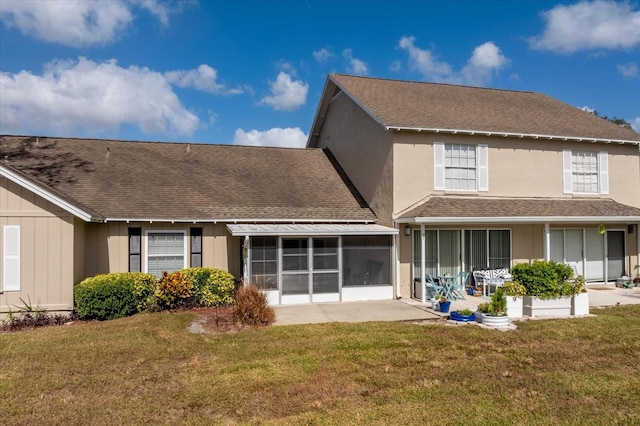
[437,275,458,300]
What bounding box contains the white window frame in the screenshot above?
[2,225,21,291]
[434,142,488,191]
[144,230,187,277]
[563,150,608,195]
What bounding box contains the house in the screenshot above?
[2,74,640,313]
[307,74,640,301]
[0,136,397,313]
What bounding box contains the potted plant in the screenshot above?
[482,288,510,329]
[475,302,490,323]
[634,265,640,285]
[438,295,451,313]
[571,275,589,316]
[450,308,475,322]
[502,281,526,319]
[513,261,573,317]
[430,293,441,310]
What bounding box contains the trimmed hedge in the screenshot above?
[75,273,157,320]
[74,268,236,320]
[511,260,574,298]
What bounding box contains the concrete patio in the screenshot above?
[272,284,640,326]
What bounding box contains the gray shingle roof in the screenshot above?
[329,74,640,143]
[399,197,640,220]
[1,135,376,222]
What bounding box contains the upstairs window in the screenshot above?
[563,150,608,194]
[434,143,488,191]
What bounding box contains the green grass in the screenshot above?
[1,306,640,425]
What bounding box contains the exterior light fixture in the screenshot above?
[404,226,412,237]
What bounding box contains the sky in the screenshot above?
[0,0,639,148]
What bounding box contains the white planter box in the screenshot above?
[474,311,483,323]
[506,296,523,319]
[572,292,590,316]
[523,296,572,317]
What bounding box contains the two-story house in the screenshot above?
[307,74,640,301]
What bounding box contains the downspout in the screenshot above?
[395,223,402,299]
[421,224,426,304]
[544,223,550,261]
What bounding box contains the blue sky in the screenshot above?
[1,0,639,147]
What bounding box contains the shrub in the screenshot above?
[75,273,156,320]
[131,273,159,311]
[511,260,574,298]
[155,271,193,309]
[502,281,526,297]
[233,285,275,326]
[182,267,236,307]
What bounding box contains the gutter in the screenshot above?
[396,216,640,224]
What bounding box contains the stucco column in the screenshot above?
[544,223,550,261]
[395,223,401,299]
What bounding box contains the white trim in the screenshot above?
[144,230,188,276]
[227,224,398,237]
[563,150,572,194]
[478,144,489,192]
[107,217,375,224]
[0,165,94,222]
[385,126,640,146]
[433,142,445,190]
[401,216,640,224]
[599,151,609,195]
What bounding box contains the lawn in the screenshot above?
[1,306,639,425]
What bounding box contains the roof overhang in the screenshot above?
[396,216,640,225]
[0,165,95,222]
[227,223,399,237]
[385,126,640,146]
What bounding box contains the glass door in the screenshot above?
[607,231,625,281]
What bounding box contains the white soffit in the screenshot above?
[227,223,399,236]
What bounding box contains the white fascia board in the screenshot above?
[386,126,640,146]
[0,165,94,222]
[227,224,398,237]
[105,217,375,224]
[397,216,640,224]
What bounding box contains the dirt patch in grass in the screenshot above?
[187,306,242,334]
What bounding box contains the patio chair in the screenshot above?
[425,273,443,299]
[450,271,469,300]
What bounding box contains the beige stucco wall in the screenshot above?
[392,132,640,216]
[82,222,241,279]
[313,91,395,225]
[1,176,75,313]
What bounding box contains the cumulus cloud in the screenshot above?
[398,36,508,86]
[617,62,638,78]
[529,0,640,53]
[0,0,176,47]
[342,49,370,75]
[632,117,640,133]
[232,127,308,148]
[165,64,243,95]
[0,57,199,136]
[579,106,597,114]
[259,71,308,111]
[313,47,332,63]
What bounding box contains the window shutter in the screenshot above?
[599,151,609,194]
[477,144,489,191]
[128,228,141,272]
[562,150,573,194]
[3,225,20,291]
[190,227,203,268]
[434,142,445,190]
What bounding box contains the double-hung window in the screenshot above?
[434,143,488,191]
[146,231,187,278]
[563,150,608,194]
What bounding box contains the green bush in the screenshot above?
[75,273,156,320]
[511,260,574,298]
[182,267,236,307]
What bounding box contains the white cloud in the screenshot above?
[389,60,402,72]
[0,0,176,47]
[165,64,242,95]
[232,127,308,148]
[0,57,198,136]
[313,47,332,63]
[398,36,508,86]
[342,49,370,75]
[632,117,640,132]
[617,62,638,78]
[529,0,640,53]
[259,71,308,111]
[579,106,597,114]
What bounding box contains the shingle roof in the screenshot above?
[399,197,640,221]
[1,135,376,222]
[328,74,640,143]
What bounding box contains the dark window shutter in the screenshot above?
[128,228,142,272]
[190,227,203,267]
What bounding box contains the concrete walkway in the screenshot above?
[272,284,640,326]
